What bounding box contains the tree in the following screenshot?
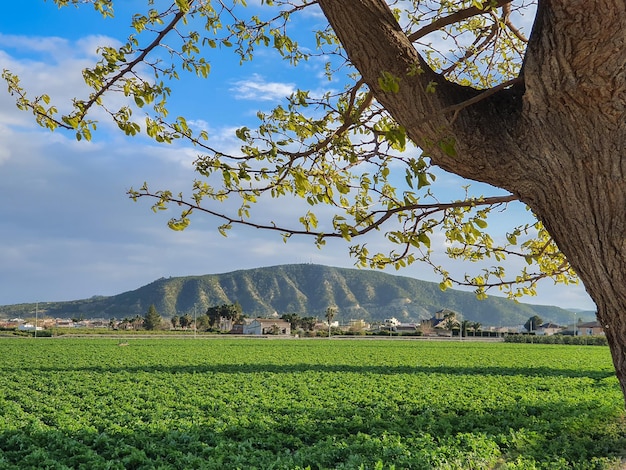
[195,314,210,331]
[442,313,459,333]
[5,1,626,401]
[170,315,180,330]
[130,314,143,331]
[461,320,471,339]
[205,306,220,329]
[281,313,301,331]
[180,313,192,330]
[267,323,283,335]
[119,317,131,331]
[280,313,316,332]
[325,307,337,338]
[524,315,543,333]
[143,304,162,330]
[206,303,243,331]
[300,317,318,332]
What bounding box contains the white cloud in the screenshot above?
[230,73,295,101]
[0,34,129,130]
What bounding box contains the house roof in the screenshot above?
[251,318,291,326]
[431,317,460,329]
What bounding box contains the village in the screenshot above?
[1,308,604,339]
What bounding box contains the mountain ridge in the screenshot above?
[0,264,593,326]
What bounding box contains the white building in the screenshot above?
[242,319,291,335]
[17,324,43,331]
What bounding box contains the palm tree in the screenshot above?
[461,320,471,339]
[442,313,458,333]
[180,313,192,330]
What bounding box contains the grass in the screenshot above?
[0,338,624,469]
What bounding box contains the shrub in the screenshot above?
[504,334,607,346]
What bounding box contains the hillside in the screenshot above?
[0,264,593,326]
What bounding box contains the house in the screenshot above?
[242,319,291,335]
[535,322,563,336]
[576,321,605,336]
[396,323,419,333]
[431,310,460,330]
[347,319,369,332]
[313,321,333,332]
[17,323,43,331]
[383,317,400,328]
[1,319,22,329]
[88,319,109,328]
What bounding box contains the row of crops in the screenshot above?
[0,338,624,469]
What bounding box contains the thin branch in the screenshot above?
[131,190,517,240]
[445,77,523,122]
[501,3,529,43]
[407,0,511,42]
[440,20,498,76]
[76,7,189,121]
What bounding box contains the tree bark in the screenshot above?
[317,0,626,401]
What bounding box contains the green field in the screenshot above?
[0,338,624,469]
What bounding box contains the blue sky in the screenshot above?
[0,1,595,310]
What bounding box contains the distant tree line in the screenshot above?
[115,304,164,331]
[505,335,607,346]
[170,303,243,332]
[280,313,318,332]
[206,303,243,329]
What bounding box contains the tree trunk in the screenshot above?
[317,0,626,402]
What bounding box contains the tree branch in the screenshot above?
[407,0,512,42]
[317,0,527,191]
[76,6,189,121]
[130,188,517,240]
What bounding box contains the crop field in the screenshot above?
[0,338,624,469]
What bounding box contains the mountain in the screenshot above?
[0,264,591,326]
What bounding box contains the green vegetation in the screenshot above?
[143,304,162,331]
[0,339,623,469]
[205,303,243,331]
[505,334,608,346]
[0,265,589,326]
[524,315,543,333]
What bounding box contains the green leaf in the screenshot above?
[475,219,488,229]
[174,0,190,13]
[168,217,190,231]
[418,232,431,248]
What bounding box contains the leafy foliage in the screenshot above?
[0,339,623,468]
[205,302,243,329]
[505,335,609,346]
[1,0,579,300]
[524,315,543,332]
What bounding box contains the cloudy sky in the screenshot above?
[0,1,595,310]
